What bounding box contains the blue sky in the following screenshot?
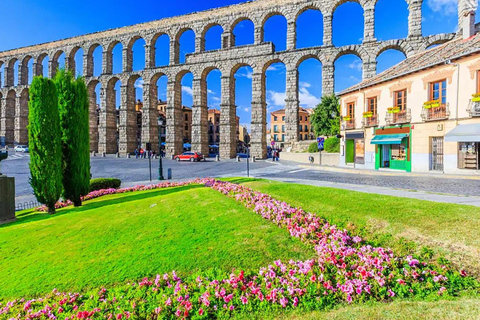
[0,0,474,131]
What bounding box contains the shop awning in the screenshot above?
[371,134,408,145]
[445,124,480,142]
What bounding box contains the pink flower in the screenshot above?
[198,308,204,315]
[387,289,395,297]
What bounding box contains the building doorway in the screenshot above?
[430,137,444,171]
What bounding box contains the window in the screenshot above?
[185,114,188,121]
[281,134,285,141]
[305,125,308,132]
[305,134,308,140]
[274,134,278,141]
[216,117,220,123]
[477,70,480,93]
[367,97,377,114]
[281,125,285,133]
[347,102,355,117]
[300,116,303,121]
[273,125,278,133]
[391,144,407,161]
[282,116,285,121]
[274,116,278,121]
[394,90,407,110]
[429,79,447,104]
[185,124,188,130]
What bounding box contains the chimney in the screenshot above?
[463,10,476,39]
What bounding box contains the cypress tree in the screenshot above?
[28,76,63,214]
[55,70,90,207]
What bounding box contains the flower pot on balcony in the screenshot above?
[363,112,373,118]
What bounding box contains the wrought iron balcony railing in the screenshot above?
[467,99,480,117]
[386,109,411,125]
[343,118,356,130]
[421,103,450,121]
[362,114,378,128]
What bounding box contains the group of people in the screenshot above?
[134,148,165,159]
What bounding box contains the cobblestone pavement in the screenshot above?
[255,162,480,197]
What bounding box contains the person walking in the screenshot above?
[134,148,139,159]
[139,148,144,159]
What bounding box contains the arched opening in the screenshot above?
[5,90,16,145]
[131,37,146,72]
[265,62,286,143]
[74,47,84,77]
[17,89,29,145]
[263,14,287,51]
[232,18,254,46]
[0,62,4,87]
[87,81,101,152]
[334,53,363,92]
[151,73,168,150]
[153,33,170,67]
[376,49,406,74]
[91,45,103,77]
[12,60,19,86]
[134,77,144,148]
[205,69,222,149]
[23,56,34,85]
[53,51,66,77]
[178,29,195,64]
[180,72,193,144]
[204,24,224,51]
[101,77,121,154]
[296,8,324,48]
[39,54,50,78]
[110,42,123,74]
[422,0,458,36]
[333,1,364,46]
[375,0,408,40]
[298,57,322,141]
[234,65,253,138]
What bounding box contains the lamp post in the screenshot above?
[158,116,165,181]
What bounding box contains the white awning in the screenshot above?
[445,124,480,142]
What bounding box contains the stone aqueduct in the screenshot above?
[0,0,472,159]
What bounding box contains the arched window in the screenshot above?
[204,25,223,51]
[333,2,364,46]
[263,14,287,51]
[375,0,408,40]
[233,19,254,46]
[296,9,324,48]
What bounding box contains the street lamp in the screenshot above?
[158,116,165,181]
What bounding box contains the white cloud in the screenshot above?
[266,82,320,109]
[134,79,144,90]
[182,86,193,96]
[348,60,362,71]
[207,89,215,94]
[426,0,457,15]
[235,69,253,79]
[211,96,220,101]
[244,107,250,112]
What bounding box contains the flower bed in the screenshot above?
[2,179,477,319]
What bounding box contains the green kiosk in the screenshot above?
[372,126,412,172]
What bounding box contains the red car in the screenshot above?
[174,152,205,162]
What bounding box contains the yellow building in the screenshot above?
[270,108,314,142]
[338,23,480,174]
[207,109,240,144]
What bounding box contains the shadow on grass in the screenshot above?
[220,177,261,184]
[3,184,204,228]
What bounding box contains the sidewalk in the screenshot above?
[298,164,480,180]
[261,176,480,207]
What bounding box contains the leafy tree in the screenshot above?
[310,94,340,137]
[28,76,63,214]
[307,142,318,153]
[55,70,91,207]
[324,137,340,153]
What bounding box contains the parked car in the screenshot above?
[174,152,205,162]
[14,145,29,153]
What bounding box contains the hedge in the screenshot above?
[324,137,340,153]
[89,178,122,192]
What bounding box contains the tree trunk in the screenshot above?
[48,206,56,215]
[73,198,82,207]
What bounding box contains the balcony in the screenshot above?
[421,103,450,121]
[343,118,356,130]
[386,109,411,125]
[467,99,480,117]
[362,114,378,128]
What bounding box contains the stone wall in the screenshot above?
[0,0,465,158]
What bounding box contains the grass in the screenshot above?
[0,184,311,299]
[225,178,480,276]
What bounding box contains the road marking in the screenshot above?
[288,169,309,174]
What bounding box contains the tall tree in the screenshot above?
[55,70,90,207]
[28,76,63,214]
[310,94,340,137]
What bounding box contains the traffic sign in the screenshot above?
[271,141,275,146]
[317,137,325,151]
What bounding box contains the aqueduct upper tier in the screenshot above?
[0,0,476,159]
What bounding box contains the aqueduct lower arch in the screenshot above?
[0,0,476,159]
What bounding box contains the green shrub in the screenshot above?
[307,142,318,153]
[28,76,63,214]
[89,178,122,192]
[324,137,340,153]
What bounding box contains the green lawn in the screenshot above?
[0,185,311,299]
[226,178,480,275]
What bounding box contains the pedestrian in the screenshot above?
[134,148,139,159]
[140,148,144,159]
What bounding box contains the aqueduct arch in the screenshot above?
[0,0,476,158]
